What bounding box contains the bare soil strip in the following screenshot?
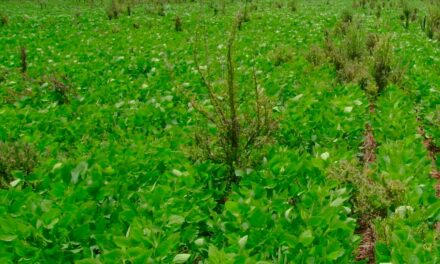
[356,102,377,263]
[417,119,440,198]
[355,221,376,264]
[416,113,440,240]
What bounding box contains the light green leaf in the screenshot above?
[172,169,183,177]
[299,230,314,246]
[330,197,346,207]
[113,236,130,248]
[71,161,88,184]
[10,179,21,187]
[327,248,345,260]
[0,234,17,242]
[238,235,248,249]
[208,245,235,263]
[173,253,190,263]
[194,238,205,246]
[52,162,63,171]
[46,218,59,229]
[284,207,293,222]
[344,106,353,113]
[168,215,185,225]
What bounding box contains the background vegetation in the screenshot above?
[0,0,439,263]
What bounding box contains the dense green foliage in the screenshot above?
[0,0,439,263]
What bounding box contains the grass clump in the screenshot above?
[175,16,182,32]
[39,0,47,9]
[400,1,417,29]
[327,160,405,221]
[209,0,226,15]
[334,10,356,36]
[157,2,165,16]
[0,67,7,83]
[105,0,122,20]
[306,44,325,66]
[274,1,283,9]
[47,75,72,104]
[20,46,27,74]
[366,33,378,54]
[339,60,370,89]
[0,13,8,26]
[269,45,294,66]
[0,141,38,188]
[422,5,440,40]
[325,20,402,98]
[236,8,250,30]
[372,36,393,94]
[401,1,411,29]
[341,9,353,23]
[288,0,298,12]
[344,25,366,60]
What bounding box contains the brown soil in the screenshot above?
[416,114,439,236]
[357,102,378,262]
[417,125,440,198]
[363,124,377,164]
[355,223,376,264]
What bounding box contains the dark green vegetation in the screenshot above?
[0,0,439,263]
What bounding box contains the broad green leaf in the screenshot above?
[194,238,205,247]
[173,254,190,263]
[327,246,345,260]
[168,215,185,226]
[320,152,330,160]
[113,236,130,248]
[249,208,267,228]
[71,161,88,184]
[330,197,346,207]
[299,230,314,246]
[0,234,17,242]
[238,235,248,249]
[10,179,21,187]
